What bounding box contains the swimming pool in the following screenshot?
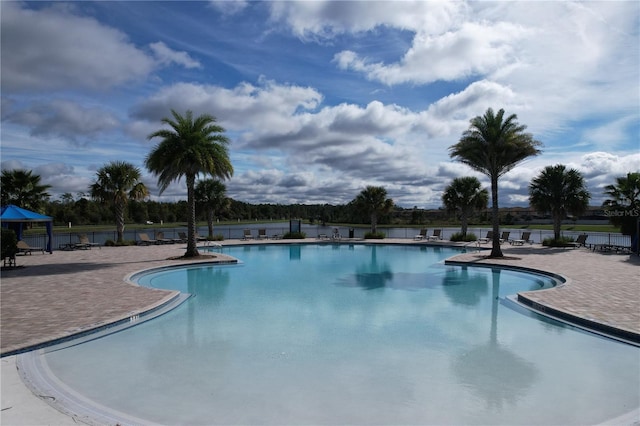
[22,244,640,425]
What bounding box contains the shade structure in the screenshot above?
[1,205,53,253]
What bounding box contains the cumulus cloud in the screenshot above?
[269,1,466,40]
[1,2,203,93]
[334,21,527,85]
[4,100,119,145]
[0,2,155,92]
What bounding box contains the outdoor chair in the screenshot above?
[77,234,101,249]
[499,231,511,244]
[155,231,176,244]
[332,228,341,240]
[137,233,159,245]
[17,240,44,255]
[571,234,588,248]
[414,229,427,240]
[243,229,254,240]
[427,229,442,241]
[478,231,493,244]
[510,231,532,246]
[258,228,268,240]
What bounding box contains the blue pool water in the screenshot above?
[39,244,639,425]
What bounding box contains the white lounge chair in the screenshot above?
[510,231,532,246]
[427,229,442,241]
[414,229,427,240]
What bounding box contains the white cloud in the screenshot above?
[149,42,202,69]
[0,2,155,92]
[334,21,528,85]
[269,1,466,40]
[208,0,248,16]
[4,100,119,144]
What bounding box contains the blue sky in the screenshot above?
[1,1,639,208]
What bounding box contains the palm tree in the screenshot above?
[603,172,640,250]
[146,110,233,258]
[449,108,542,257]
[195,179,230,238]
[442,177,489,238]
[0,169,51,212]
[529,164,590,241]
[90,161,149,243]
[354,186,394,234]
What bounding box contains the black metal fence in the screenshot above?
[18,223,633,253]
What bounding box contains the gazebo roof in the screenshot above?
[0,204,52,222]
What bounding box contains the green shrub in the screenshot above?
[104,239,136,246]
[542,236,574,247]
[208,235,224,241]
[1,228,18,260]
[449,232,477,242]
[364,231,385,239]
[282,231,306,239]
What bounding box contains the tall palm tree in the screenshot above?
[603,172,640,250]
[449,108,542,257]
[354,186,394,234]
[529,164,590,240]
[146,110,233,258]
[0,169,51,212]
[90,161,149,243]
[195,179,230,238]
[442,177,489,238]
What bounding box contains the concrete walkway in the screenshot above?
[1,239,639,425]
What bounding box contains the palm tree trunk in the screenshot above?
[185,175,199,258]
[490,175,503,258]
[460,209,469,237]
[553,213,562,240]
[115,201,125,243]
[207,208,214,238]
[371,213,377,234]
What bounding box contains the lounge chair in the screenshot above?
[478,230,493,244]
[137,232,159,245]
[195,233,209,242]
[427,229,442,241]
[510,231,532,246]
[332,228,341,240]
[155,231,176,244]
[242,229,253,240]
[17,240,44,255]
[77,234,101,249]
[499,231,510,244]
[257,228,268,240]
[414,229,427,240]
[571,234,588,248]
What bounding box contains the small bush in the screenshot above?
[364,231,385,239]
[1,229,17,260]
[105,239,136,246]
[208,235,224,241]
[450,232,477,242]
[542,236,574,247]
[282,231,306,239]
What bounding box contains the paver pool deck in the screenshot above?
[1,238,639,424]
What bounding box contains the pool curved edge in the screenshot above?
[445,258,640,347]
[0,290,182,358]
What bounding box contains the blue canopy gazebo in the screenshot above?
[1,205,53,253]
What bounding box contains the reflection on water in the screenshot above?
[452,269,538,410]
